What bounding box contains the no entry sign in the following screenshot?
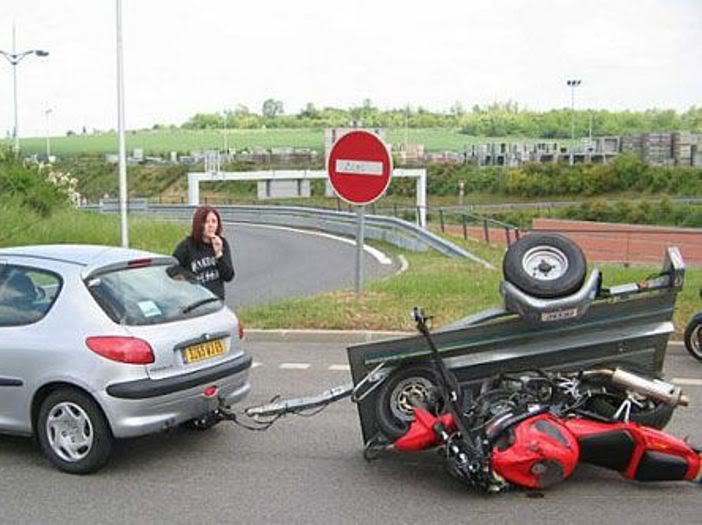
[327,130,393,205]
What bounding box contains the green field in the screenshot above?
[11,128,542,157]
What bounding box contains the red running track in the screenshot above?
[449,219,702,266]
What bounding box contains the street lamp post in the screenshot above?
[116,0,129,248]
[566,79,581,165]
[0,24,49,154]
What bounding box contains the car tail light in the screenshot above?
[86,336,155,364]
[238,319,245,340]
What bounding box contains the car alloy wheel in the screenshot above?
[46,401,95,462]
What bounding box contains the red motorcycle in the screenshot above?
[390,308,702,492]
[238,305,701,492]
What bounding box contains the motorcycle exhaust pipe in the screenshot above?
[587,368,689,407]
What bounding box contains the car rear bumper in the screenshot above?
[99,353,252,438]
[106,353,252,399]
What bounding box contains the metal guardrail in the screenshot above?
[433,197,702,212]
[87,202,495,269]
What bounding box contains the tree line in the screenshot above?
[181,100,702,138]
[397,154,702,198]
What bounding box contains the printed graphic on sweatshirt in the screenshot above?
[190,256,220,283]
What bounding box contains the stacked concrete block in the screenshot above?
[621,134,644,156]
[599,137,619,154]
[693,135,702,167]
[673,132,694,167]
[642,133,673,165]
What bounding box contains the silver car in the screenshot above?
[0,244,251,473]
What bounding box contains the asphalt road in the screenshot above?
[220,223,401,309]
[1,342,700,524]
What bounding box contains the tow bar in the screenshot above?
[216,362,389,431]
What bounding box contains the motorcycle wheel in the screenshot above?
[374,364,442,441]
[584,367,675,430]
[683,314,702,362]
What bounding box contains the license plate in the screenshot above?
[184,339,225,364]
[541,308,578,322]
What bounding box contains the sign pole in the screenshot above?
[326,130,392,298]
[355,205,365,295]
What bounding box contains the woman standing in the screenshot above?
[173,205,234,299]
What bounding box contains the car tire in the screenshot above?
[584,367,675,430]
[374,364,442,441]
[37,388,113,474]
[683,314,702,362]
[503,233,587,299]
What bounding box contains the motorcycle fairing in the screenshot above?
[564,418,701,482]
[491,414,579,489]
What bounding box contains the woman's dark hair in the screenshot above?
[190,205,222,241]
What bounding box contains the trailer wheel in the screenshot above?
[503,233,586,299]
[375,364,442,441]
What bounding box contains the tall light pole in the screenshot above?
[0,24,49,154]
[566,79,581,165]
[116,0,129,248]
[44,107,52,160]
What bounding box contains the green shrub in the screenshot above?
[0,150,69,217]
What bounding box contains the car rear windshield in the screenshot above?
[85,263,223,326]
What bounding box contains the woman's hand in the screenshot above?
[211,235,224,258]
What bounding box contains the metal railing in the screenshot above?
[87,201,495,269]
[400,206,522,247]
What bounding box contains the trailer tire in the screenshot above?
[375,364,442,441]
[503,233,586,299]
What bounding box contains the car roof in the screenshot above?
[0,244,173,269]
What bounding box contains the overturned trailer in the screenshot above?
[239,242,695,492]
[347,246,686,445]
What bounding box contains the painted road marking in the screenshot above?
[335,159,384,176]
[328,364,350,371]
[252,361,263,368]
[672,377,702,386]
[279,363,311,370]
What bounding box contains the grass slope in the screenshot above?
[13,129,537,157]
[4,204,698,336]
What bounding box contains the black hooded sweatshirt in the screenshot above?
[173,236,235,299]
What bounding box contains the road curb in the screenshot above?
[244,329,413,344]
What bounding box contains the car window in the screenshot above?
[86,263,223,326]
[0,264,63,326]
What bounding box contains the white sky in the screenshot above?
[1,0,701,136]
